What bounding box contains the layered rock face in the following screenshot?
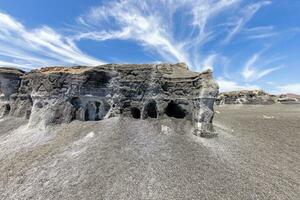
[216,90,276,105]
[0,63,218,137]
[0,68,26,117]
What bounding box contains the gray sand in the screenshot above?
[0,104,299,199]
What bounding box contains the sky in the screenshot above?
[0,0,299,94]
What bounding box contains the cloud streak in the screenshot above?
[0,1,273,73]
[242,52,283,81]
[222,1,272,44]
[75,0,254,71]
[0,12,103,70]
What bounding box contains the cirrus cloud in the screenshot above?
[0,12,103,70]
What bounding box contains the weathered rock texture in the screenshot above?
[277,93,300,104]
[0,67,26,117]
[0,63,218,137]
[216,90,276,105]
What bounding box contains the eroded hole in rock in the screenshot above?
[70,97,82,109]
[70,97,82,120]
[35,102,43,108]
[95,102,101,120]
[144,101,158,119]
[2,104,11,116]
[165,101,186,119]
[86,71,113,88]
[131,107,141,119]
[84,102,97,121]
[95,101,111,120]
[5,104,11,112]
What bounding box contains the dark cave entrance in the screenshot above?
[165,101,186,119]
[5,104,11,112]
[70,97,81,108]
[70,97,82,120]
[2,104,11,116]
[143,101,158,119]
[95,102,101,120]
[84,102,97,121]
[131,107,141,119]
[84,101,110,121]
[85,71,113,88]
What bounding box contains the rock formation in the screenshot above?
[0,67,26,117]
[216,90,276,105]
[277,93,300,104]
[0,63,219,137]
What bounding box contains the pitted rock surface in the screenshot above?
[0,63,218,137]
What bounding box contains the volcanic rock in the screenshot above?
[0,63,219,137]
[277,93,300,104]
[216,90,276,105]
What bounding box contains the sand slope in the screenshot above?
[0,104,299,199]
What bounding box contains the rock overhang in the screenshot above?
[0,63,219,137]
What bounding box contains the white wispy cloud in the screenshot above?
[0,0,273,74]
[75,0,245,70]
[243,26,278,39]
[242,52,283,81]
[76,0,190,66]
[202,54,217,70]
[0,12,103,70]
[217,77,260,92]
[222,0,272,44]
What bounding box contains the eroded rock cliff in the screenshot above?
[0,63,218,137]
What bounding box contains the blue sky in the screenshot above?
[0,0,299,94]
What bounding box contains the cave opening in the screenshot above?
[84,109,89,121]
[86,71,113,87]
[2,104,11,116]
[165,101,186,119]
[70,97,82,109]
[84,102,97,121]
[95,101,101,120]
[70,97,82,120]
[5,104,11,112]
[131,107,141,119]
[144,101,158,119]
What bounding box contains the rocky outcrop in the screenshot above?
[277,93,300,104]
[0,63,219,137]
[0,68,26,117]
[216,90,276,105]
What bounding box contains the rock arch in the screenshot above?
[165,100,186,119]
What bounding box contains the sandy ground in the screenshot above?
[0,104,299,200]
